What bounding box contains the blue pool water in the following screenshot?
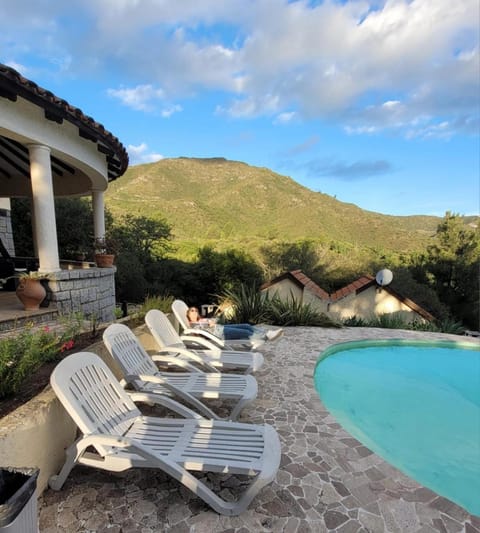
[314,340,480,516]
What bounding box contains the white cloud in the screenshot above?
[107,84,165,112]
[127,143,164,165]
[2,0,478,136]
[161,104,183,118]
[4,61,28,74]
[274,111,297,124]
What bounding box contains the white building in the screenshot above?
[261,270,434,324]
[0,64,129,322]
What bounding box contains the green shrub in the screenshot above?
[134,294,175,322]
[268,295,342,327]
[218,285,342,327]
[218,285,271,324]
[342,312,465,334]
[434,318,465,335]
[0,314,83,400]
[342,315,367,327]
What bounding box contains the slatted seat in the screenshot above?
[145,309,264,374]
[103,323,257,420]
[49,352,281,516]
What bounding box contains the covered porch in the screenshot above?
[0,64,128,322]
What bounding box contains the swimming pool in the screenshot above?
[314,339,480,516]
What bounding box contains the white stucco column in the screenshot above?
[92,189,105,241]
[27,144,60,272]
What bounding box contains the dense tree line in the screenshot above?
[11,199,479,329]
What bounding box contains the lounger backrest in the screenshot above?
[171,299,190,332]
[103,324,159,389]
[145,309,185,349]
[50,352,140,454]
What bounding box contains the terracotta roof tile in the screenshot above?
[261,270,433,321]
[0,63,128,179]
[330,275,375,301]
[260,269,330,300]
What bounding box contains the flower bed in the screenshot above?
[0,315,88,418]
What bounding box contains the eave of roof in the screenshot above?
[0,64,129,180]
[330,275,375,301]
[261,269,330,300]
[263,270,435,320]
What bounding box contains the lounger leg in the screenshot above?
[179,470,271,516]
[228,398,253,421]
[49,440,82,490]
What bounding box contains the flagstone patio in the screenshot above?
[38,326,480,532]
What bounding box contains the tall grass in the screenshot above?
[135,294,175,323]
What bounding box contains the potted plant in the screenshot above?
[14,271,51,310]
[94,236,117,268]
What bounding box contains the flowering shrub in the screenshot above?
[0,313,83,400]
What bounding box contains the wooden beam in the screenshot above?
[0,150,30,178]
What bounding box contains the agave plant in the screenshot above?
[217,284,270,324]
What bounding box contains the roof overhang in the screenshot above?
[0,64,128,197]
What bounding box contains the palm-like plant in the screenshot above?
[217,284,270,324]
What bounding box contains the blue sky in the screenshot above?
[1,0,479,216]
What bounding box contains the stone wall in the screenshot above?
[48,266,116,322]
[0,324,159,494]
[0,205,15,255]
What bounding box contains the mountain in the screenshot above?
[106,157,442,254]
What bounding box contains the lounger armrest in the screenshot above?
[182,328,226,347]
[149,354,202,372]
[153,347,221,373]
[181,334,224,351]
[127,391,206,419]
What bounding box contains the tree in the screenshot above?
[109,215,172,264]
[425,212,480,328]
[109,215,173,302]
[10,198,33,256]
[55,198,95,258]
[193,247,264,304]
[12,197,96,258]
[261,240,320,279]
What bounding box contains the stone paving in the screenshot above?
[38,327,480,532]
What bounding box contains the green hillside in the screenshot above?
[106,157,441,254]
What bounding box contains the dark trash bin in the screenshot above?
[0,468,38,532]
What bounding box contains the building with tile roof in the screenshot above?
[0,64,129,321]
[261,270,434,323]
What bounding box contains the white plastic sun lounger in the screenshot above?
[145,309,264,374]
[49,352,280,516]
[103,323,258,420]
[171,299,266,352]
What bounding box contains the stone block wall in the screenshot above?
[48,267,116,322]
[0,206,15,255]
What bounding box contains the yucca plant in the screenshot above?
[217,285,270,324]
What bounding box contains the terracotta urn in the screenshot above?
[95,254,115,268]
[16,278,47,310]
